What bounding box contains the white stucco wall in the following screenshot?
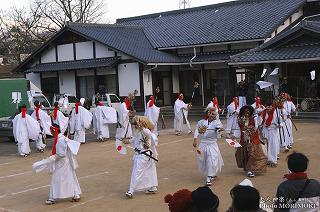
[143,70,153,96]
[41,47,56,63]
[26,73,41,90]
[76,41,93,60]
[57,44,74,62]
[95,42,115,58]
[59,71,76,95]
[172,68,180,93]
[118,63,140,96]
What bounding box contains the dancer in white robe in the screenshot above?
[124,116,158,199]
[31,101,52,152]
[12,105,41,157]
[93,102,117,141]
[42,125,81,205]
[145,96,160,136]
[119,97,133,138]
[70,101,92,144]
[193,107,224,186]
[226,97,240,138]
[52,102,69,134]
[174,93,192,135]
[264,97,286,167]
[282,93,296,149]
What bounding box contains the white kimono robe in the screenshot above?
[70,106,93,143]
[12,113,41,155]
[145,100,160,136]
[174,99,191,133]
[93,105,117,139]
[52,110,69,134]
[265,108,285,163]
[48,134,81,200]
[283,101,296,146]
[119,102,133,138]
[194,119,224,178]
[31,108,52,150]
[128,128,158,194]
[226,102,240,138]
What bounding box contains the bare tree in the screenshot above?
[33,0,107,30]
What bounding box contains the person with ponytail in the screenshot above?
[145,95,160,136]
[226,97,240,139]
[69,99,93,144]
[30,100,52,152]
[12,105,41,157]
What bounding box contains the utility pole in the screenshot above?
[179,0,190,9]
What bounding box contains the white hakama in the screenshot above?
[31,108,52,150]
[265,108,285,164]
[128,128,158,194]
[283,101,296,147]
[70,106,92,143]
[174,99,191,134]
[194,119,224,179]
[12,113,40,156]
[226,102,240,138]
[119,103,133,138]
[93,105,117,140]
[49,135,81,200]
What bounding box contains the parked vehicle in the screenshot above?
[0,78,30,118]
[91,93,121,113]
[53,94,78,116]
[0,109,34,142]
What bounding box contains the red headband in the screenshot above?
[21,107,27,118]
[149,96,155,107]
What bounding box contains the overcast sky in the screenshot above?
[0,0,234,23]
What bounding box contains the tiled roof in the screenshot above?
[230,19,320,64]
[117,0,305,48]
[26,57,119,73]
[67,23,181,63]
[179,49,246,63]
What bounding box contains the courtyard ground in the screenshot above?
[0,120,319,211]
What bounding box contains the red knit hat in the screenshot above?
[164,189,193,212]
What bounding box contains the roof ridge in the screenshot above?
[117,0,266,23]
[67,22,144,30]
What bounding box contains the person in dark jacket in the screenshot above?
[274,152,320,211]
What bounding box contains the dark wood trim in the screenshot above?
[93,42,96,59]
[40,72,43,89]
[139,63,145,111]
[73,42,76,60]
[119,59,137,64]
[56,71,60,94]
[115,63,119,96]
[75,70,79,98]
[94,68,97,93]
[55,45,58,62]
[39,57,41,64]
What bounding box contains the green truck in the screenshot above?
[0,78,30,118]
